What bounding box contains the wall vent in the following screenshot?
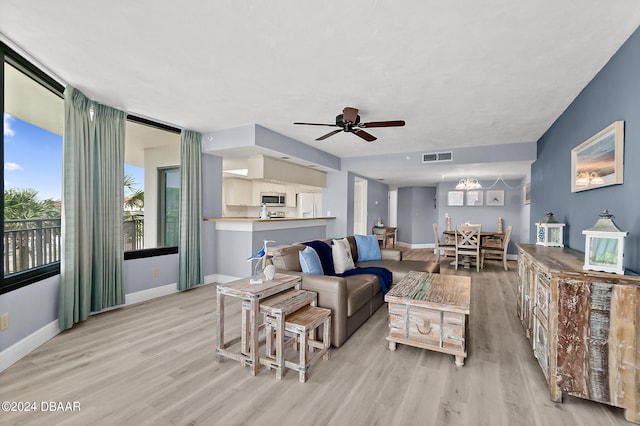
[422,151,453,163]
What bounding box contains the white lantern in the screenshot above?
[535,212,565,247]
[582,210,627,275]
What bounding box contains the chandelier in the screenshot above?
[455,178,482,190]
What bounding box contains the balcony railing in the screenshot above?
[4,216,145,276]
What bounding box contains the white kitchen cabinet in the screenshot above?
[286,185,297,207]
[224,178,253,206]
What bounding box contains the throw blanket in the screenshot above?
[340,267,393,295]
[304,240,393,295]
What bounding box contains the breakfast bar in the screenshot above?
[206,216,336,280]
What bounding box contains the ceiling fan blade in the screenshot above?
[293,122,339,127]
[316,129,343,141]
[361,120,406,128]
[353,129,377,142]
[342,107,359,123]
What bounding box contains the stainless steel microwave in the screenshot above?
[261,193,286,206]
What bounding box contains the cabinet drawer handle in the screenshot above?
[416,321,432,335]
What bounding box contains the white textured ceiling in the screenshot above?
[2,1,640,185]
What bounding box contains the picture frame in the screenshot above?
[447,190,464,206]
[465,190,483,206]
[486,189,505,206]
[571,121,624,193]
[523,182,531,205]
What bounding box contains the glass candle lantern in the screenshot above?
[582,210,627,275]
[535,212,565,247]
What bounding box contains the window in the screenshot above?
[2,44,64,293]
[158,167,180,247]
[1,43,182,291]
[123,117,180,254]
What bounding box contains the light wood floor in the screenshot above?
[0,249,628,426]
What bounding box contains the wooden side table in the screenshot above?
[247,289,317,379]
[373,226,397,248]
[216,273,301,375]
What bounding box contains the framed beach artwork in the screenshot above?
[447,191,464,206]
[466,190,483,206]
[523,182,531,205]
[571,121,624,193]
[486,190,505,206]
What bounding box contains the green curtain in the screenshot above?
[59,86,126,330]
[177,129,203,291]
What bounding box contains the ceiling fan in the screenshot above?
[294,107,405,142]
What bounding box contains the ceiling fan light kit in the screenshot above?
[294,107,405,142]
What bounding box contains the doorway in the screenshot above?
[353,177,368,235]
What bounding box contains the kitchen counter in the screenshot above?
[209,216,335,235]
[205,217,335,222]
[209,217,333,279]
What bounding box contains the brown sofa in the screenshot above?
[270,236,439,347]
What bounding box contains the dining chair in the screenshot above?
[481,225,512,271]
[432,223,455,263]
[455,224,482,272]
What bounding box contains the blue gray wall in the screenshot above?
[397,186,437,246]
[0,276,59,352]
[202,153,223,276]
[437,179,524,254]
[531,26,640,272]
[365,175,390,232]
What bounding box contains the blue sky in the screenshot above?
[4,113,145,201]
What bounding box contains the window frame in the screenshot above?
[1,43,183,294]
[123,116,181,257]
[1,42,64,294]
[157,166,181,248]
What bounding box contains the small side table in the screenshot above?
[253,289,317,379]
[216,273,301,375]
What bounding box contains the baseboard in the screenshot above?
[395,242,435,250]
[0,320,60,373]
[212,274,240,284]
[124,283,179,305]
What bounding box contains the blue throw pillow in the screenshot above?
[299,246,324,275]
[303,240,335,276]
[355,234,382,261]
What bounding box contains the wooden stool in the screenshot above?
[265,305,331,382]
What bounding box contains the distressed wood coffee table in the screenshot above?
[385,271,471,366]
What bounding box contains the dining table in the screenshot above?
[443,230,506,268]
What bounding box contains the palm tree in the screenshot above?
[123,174,144,212]
[4,188,60,227]
[3,188,62,271]
[123,175,144,250]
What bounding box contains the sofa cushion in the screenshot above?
[299,246,324,275]
[354,234,382,261]
[271,245,305,272]
[356,259,440,283]
[344,274,377,316]
[332,238,355,274]
[303,240,335,276]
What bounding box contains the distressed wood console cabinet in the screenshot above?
[517,244,639,423]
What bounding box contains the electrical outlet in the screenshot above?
[152,268,159,277]
[0,313,8,331]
